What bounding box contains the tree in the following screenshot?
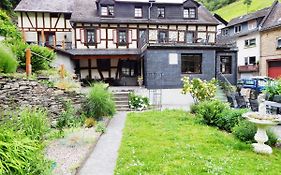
[243,0,252,13]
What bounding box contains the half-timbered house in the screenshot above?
[15,0,237,89]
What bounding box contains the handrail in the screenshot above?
[218,72,232,86]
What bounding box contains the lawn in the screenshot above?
[115,110,281,175]
[214,0,278,21]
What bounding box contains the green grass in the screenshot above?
[115,110,281,175]
[214,0,279,21]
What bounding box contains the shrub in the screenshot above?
[0,43,18,73]
[182,77,217,103]
[16,108,50,141]
[83,83,116,120]
[96,122,106,133]
[216,108,248,132]
[129,92,149,111]
[194,100,230,126]
[85,118,96,128]
[233,120,278,146]
[29,45,56,71]
[56,100,84,130]
[0,128,51,175]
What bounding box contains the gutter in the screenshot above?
[148,0,155,20]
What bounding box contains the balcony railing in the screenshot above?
[238,65,259,73]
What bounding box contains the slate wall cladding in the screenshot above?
[144,48,217,89]
[0,76,85,121]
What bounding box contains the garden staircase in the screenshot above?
[215,85,228,102]
[112,90,131,111]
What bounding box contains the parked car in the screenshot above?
[237,76,273,99]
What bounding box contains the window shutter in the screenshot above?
[80,29,85,43]
[96,29,101,43]
[128,30,132,44]
[113,29,117,43]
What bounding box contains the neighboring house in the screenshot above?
[213,14,228,35]
[15,0,237,89]
[218,7,270,79]
[260,1,281,79]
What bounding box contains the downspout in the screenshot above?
[148,0,155,20]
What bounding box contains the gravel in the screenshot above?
[45,127,99,175]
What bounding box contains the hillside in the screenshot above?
[214,0,278,21]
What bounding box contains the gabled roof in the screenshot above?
[227,7,270,27]
[260,1,281,31]
[214,13,228,26]
[71,0,218,25]
[14,0,75,13]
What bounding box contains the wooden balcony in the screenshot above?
[238,65,259,73]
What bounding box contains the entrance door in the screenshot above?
[268,60,281,79]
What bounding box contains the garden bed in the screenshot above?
[115,110,281,174]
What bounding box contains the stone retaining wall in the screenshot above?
[0,76,85,121]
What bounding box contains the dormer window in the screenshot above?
[101,5,114,16]
[248,20,257,30]
[183,8,196,19]
[135,7,143,18]
[234,25,242,34]
[157,7,165,18]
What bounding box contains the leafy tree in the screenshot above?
[243,0,252,13]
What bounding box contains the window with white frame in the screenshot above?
[234,25,242,34]
[277,38,281,49]
[101,5,114,16]
[135,7,142,18]
[183,8,196,19]
[244,56,256,65]
[244,38,256,47]
[118,30,127,45]
[157,7,165,18]
[222,29,229,36]
[248,20,257,30]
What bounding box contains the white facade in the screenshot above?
[236,32,260,78]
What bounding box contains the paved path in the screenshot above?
[78,112,127,175]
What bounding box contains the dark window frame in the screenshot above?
[220,56,232,74]
[181,54,202,74]
[185,31,195,43]
[101,5,115,17]
[158,30,168,43]
[134,7,143,18]
[86,29,96,46]
[183,8,197,19]
[118,29,128,46]
[157,7,165,18]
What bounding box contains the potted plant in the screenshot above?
[264,79,281,103]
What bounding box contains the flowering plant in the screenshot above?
[182,77,217,103]
[129,92,149,111]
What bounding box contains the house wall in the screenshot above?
[144,49,217,89]
[51,53,75,73]
[17,12,72,45]
[74,23,216,49]
[260,28,281,76]
[236,32,260,66]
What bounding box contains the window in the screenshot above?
[157,7,165,18]
[118,30,127,45]
[101,5,114,16]
[158,31,168,43]
[220,56,232,74]
[277,38,281,49]
[185,32,194,43]
[234,25,242,34]
[222,29,229,36]
[135,7,142,18]
[245,56,256,65]
[248,20,257,30]
[86,30,95,45]
[183,8,196,19]
[181,54,202,74]
[245,38,256,47]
